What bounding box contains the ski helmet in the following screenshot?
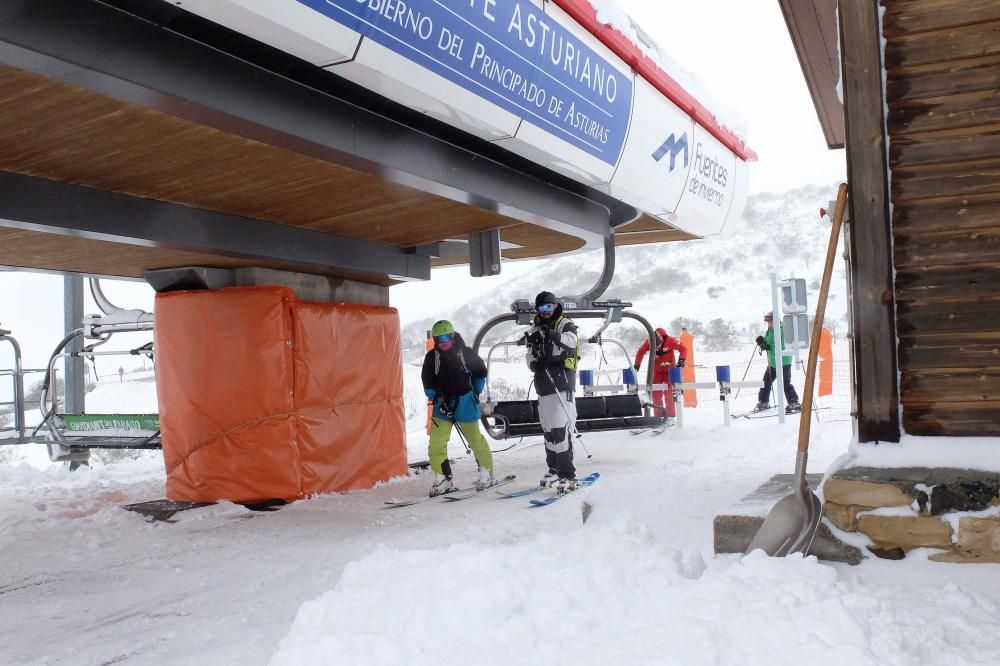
[763,311,773,321]
[535,291,558,308]
[534,291,561,319]
[432,321,456,350]
[431,320,455,338]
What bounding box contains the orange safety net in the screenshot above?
[155,286,406,503]
[680,328,697,408]
[818,326,834,397]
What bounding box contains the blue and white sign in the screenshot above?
[296,0,633,165]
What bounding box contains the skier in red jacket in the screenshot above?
[633,328,688,419]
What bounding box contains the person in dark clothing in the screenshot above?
[524,291,580,492]
[421,320,495,496]
[754,311,801,413]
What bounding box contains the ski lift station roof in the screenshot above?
[0,0,755,286]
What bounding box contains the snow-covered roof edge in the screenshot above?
[555,0,758,162]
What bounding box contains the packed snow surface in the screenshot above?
[4,378,1000,665]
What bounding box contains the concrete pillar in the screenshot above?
[143,266,390,305]
[233,267,389,305]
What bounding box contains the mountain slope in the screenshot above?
[401,183,846,358]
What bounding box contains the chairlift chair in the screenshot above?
[0,279,162,462]
[472,297,666,440]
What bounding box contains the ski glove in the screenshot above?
[755,335,769,350]
[633,363,640,373]
[676,358,686,368]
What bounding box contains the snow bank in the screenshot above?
[271,519,1000,666]
[842,436,1000,473]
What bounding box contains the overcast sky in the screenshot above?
[615,0,845,193]
[0,0,845,375]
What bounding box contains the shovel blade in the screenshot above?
[745,490,822,557]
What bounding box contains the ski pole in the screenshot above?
[432,399,472,454]
[451,415,473,455]
[733,343,759,401]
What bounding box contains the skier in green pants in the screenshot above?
[421,320,495,497]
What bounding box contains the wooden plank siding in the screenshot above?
[883,0,1000,436]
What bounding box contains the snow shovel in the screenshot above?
[746,183,848,557]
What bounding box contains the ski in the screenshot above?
[496,484,549,499]
[741,410,778,419]
[441,475,517,501]
[734,407,775,419]
[528,472,600,507]
[630,422,673,436]
[738,405,823,419]
[383,475,516,507]
[382,485,473,508]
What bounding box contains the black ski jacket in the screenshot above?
[421,333,487,403]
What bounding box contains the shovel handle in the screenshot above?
[797,183,848,454]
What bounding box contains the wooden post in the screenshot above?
[838,0,900,442]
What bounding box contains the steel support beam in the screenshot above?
[63,275,85,415]
[0,171,431,281]
[0,0,612,248]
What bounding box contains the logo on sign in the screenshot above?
[651,133,689,172]
[688,142,728,207]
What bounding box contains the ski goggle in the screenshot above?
[536,303,556,315]
[435,334,453,344]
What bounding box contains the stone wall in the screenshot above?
[824,467,1000,563]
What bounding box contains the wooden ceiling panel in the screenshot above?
[614,213,697,244]
[0,65,514,248]
[0,227,392,286]
[0,64,617,278]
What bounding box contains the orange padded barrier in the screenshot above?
[818,327,834,397]
[155,286,406,503]
[680,328,697,408]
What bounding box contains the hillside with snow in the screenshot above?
[401,183,846,359]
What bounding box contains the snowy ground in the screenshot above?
[3,377,1000,666]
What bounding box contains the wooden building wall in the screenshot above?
[882,0,1000,435]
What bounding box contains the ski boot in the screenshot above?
[429,474,454,497]
[540,470,558,488]
[785,401,802,414]
[555,477,578,494]
[751,402,770,413]
[474,467,496,491]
